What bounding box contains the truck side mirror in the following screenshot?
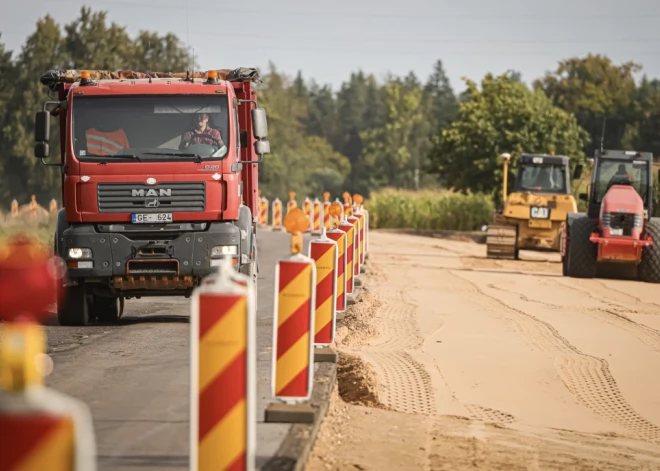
[34,110,50,159]
[255,139,270,156]
[252,108,268,139]
[572,164,583,180]
[35,110,50,143]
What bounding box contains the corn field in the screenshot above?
[364,188,494,231]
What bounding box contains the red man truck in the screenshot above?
[34,67,269,326]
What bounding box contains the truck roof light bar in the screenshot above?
[39,67,262,92]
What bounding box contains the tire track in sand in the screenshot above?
[360,281,437,415]
[450,270,660,443]
[529,278,660,354]
[551,277,660,313]
[364,270,520,425]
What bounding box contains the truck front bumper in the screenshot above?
[60,222,243,287]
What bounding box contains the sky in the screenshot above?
[1,0,659,94]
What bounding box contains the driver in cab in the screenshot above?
[179,112,224,150]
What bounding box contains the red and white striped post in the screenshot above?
[308,224,338,363]
[311,198,322,235]
[190,256,257,471]
[271,197,283,231]
[265,208,317,424]
[303,197,312,233]
[346,207,362,281]
[353,194,366,267]
[338,213,356,298]
[322,192,331,231]
[286,192,297,215]
[325,202,347,315]
[259,196,269,227]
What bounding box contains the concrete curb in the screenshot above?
[260,361,337,471]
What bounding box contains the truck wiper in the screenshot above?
[84,153,143,162]
[111,154,142,161]
[81,154,142,162]
[143,152,203,163]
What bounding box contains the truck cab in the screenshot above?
[34,68,270,326]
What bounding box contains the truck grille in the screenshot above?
[602,211,640,236]
[97,182,206,213]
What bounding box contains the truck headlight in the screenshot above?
[68,248,92,259]
[211,245,238,257]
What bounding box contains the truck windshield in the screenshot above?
[515,164,567,194]
[594,159,649,204]
[72,95,230,161]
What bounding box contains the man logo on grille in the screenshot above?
[132,189,172,197]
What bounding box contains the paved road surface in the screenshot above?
[44,230,311,471]
[308,231,660,470]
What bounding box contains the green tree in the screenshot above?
[427,72,589,201]
[359,78,424,192]
[533,54,640,156]
[1,15,66,204]
[131,31,192,72]
[63,7,134,69]
[256,64,351,202]
[0,34,14,188]
[623,76,660,155]
[424,59,458,130]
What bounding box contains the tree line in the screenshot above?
[1,6,658,208]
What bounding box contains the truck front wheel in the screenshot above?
[94,295,124,323]
[239,236,258,311]
[57,282,90,326]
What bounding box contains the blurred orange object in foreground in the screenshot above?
[0,234,65,323]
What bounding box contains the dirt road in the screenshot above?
[307,230,660,470]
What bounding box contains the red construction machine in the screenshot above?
[560,149,660,282]
[34,68,270,325]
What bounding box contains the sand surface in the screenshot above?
[307,230,660,470]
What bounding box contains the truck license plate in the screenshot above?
[132,213,173,223]
[530,206,550,219]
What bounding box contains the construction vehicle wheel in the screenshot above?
[486,224,518,260]
[57,282,91,326]
[565,217,598,278]
[639,218,660,283]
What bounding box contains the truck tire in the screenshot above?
[639,218,660,283]
[57,282,90,326]
[94,295,124,322]
[240,237,258,311]
[565,217,598,278]
[53,208,69,258]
